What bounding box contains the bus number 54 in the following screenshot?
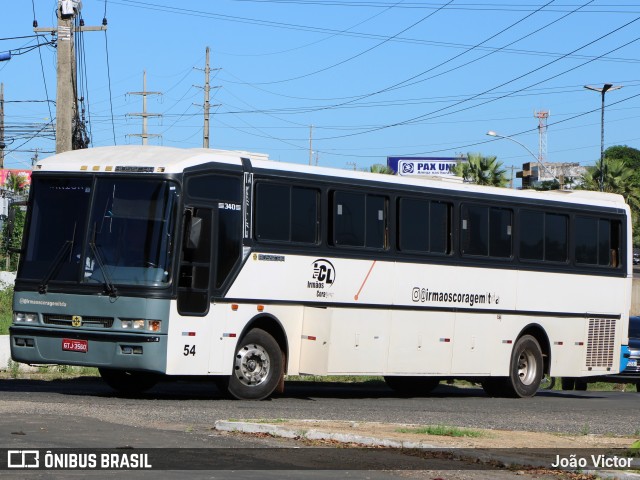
[183,345,196,356]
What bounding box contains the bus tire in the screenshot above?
[98,368,159,394]
[384,376,440,396]
[228,328,283,400]
[508,335,543,398]
[561,378,576,390]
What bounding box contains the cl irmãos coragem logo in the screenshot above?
[309,259,335,290]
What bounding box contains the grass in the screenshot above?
[0,365,100,380]
[395,425,486,438]
[285,375,385,384]
[0,287,13,335]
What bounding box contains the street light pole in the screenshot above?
[486,131,558,187]
[584,83,622,192]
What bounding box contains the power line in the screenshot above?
[310,17,640,141]
[246,0,453,85]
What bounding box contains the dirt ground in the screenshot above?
[220,419,640,479]
[231,418,639,449]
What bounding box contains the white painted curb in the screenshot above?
[0,335,12,369]
[0,335,37,372]
[213,420,437,449]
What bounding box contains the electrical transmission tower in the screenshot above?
[127,71,162,145]
[534,110,550,181]
[534,110,549,165]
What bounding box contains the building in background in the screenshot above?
[516,162,585,189]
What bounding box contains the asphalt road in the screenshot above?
[0,377,637,436]
[0,378,637,478]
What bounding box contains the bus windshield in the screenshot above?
[19,176,178,288]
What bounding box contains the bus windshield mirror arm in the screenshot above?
[88,241,118,299]
[38,240,73,294]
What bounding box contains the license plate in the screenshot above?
[62,339,88,353]
[628,359,637,367]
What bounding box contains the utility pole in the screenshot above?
[584,83,622,192]
[0,83,4,169]
[127,71,162,145]
[31,149,40,168]
[309,125,313,166]
[34,1,106,154]
[204,47,210,148]
[194,47,221,148]
[506,164,515,189]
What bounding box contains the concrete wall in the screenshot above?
[632,278,640,316]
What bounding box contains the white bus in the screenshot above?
[10,145,632,399]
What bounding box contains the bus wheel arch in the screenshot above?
[482,325,549,398]
[227,314,288,400]
[517,324,551,379]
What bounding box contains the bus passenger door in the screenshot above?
[178,207,215,316]
[167,206,216,375]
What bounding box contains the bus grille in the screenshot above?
[585,318,616,369]
[43,314,114,328]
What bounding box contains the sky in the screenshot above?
[1,1,639,185]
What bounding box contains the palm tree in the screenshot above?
[452,153,508,187]
[368,164,395,175]
[579,157,640,244]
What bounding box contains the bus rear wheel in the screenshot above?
[509,335,543,397]
[384,376,440,396]
[482,335,543,398]
[98,368,159,394]
[227,328,283,400]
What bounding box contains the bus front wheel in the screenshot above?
[227,328,284,400]
[98,368,159,394]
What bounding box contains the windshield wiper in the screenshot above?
[38,240,73,294]
[89,241,118,298]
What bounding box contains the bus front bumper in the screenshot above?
[9,325,167,374]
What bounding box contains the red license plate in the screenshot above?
[62,339,88,353]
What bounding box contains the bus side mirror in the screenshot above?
[185,217,202,249]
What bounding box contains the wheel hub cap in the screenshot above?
[234,343,270,386]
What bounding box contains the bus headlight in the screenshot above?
[121,319,145,329]
[121,319,161,332]
[14,312,37,323]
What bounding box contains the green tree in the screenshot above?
[535,180,561,191]
[452,153,508,187]
[604,145,640,166]
[604,145,640,189]
[1,205,25,271]
[368,164,395,175]
[579,157,640,245]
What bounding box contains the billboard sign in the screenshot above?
[387,156,460,177]
[0,169,32,186]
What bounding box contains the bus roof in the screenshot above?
[34,145,626,210]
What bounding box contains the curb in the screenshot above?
[214,421,640,479]
[214,420,439,448]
